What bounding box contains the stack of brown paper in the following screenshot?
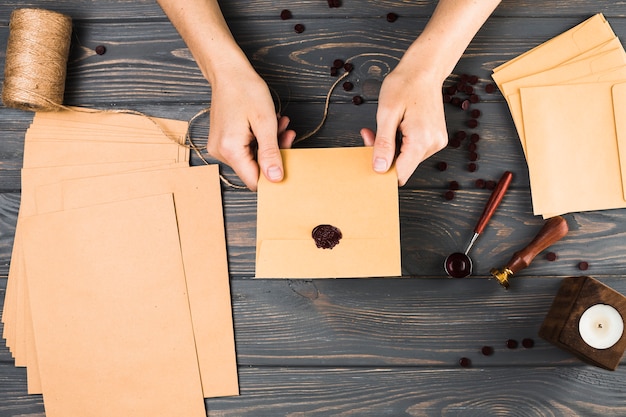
[256,147,401,278]
[492,13,626,218]
[1,109,239,417]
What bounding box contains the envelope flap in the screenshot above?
[256,238,401,278]
[612,82,626,200]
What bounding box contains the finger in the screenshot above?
[251,117,284,184]
[208,140,261,191]
[359,128,376,147]
[372,111,402,173]
[279,129,296,149]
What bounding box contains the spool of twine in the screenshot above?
[2,8,72,111]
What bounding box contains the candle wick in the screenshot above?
[598,323,603,329]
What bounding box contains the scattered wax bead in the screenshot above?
[280,9,292,20]
[546,252,557,261]
[333,59,344,69]
[294,23,305,33]
[330,66,338,76]
[470,133,480,143]
[506,339,519,349]
[95,45,106,55]
[451,97,461,107]
[522,338,535,349]
[467,119,479,129]
[446,85,457,95]
[461,99,471,110]
[465,85,474,95]
[443,190,455,200]
[485,83,496,93]
[468,162,478,172]
[475,179,486,189]
[455,130,467,140]
[449,181,460,190]
[460,74,469,82]
[437,161,448,171]
[352,95,363,105]
[468,75,479,85]
[327,0,340,7]
[468,143,477,152]
[342,81,354,91]
[448,138,461,148]
[386,12,398,22]
[485,180,496,190]
[343,62,353,72]
[459,357,472,368]
[469,152,479,162]
[578,261,589,271]
[443,94,452,103]
[481,346,494,356]
[469,94,480,103]
[470,109,481,118]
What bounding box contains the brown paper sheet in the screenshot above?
[256,147,401,278]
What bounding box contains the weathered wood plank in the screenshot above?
[1,0,626,21]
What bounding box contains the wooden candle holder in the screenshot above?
[539,276,626,370]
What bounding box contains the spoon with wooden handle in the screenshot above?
[491,215,569,289]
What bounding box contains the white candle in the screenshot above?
[578,304,624,349]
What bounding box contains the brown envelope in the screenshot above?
[256,147,401,278]
[520,81,626,216]
[492,13,615,86]
[21,193,206,417]
[33,165,238,398]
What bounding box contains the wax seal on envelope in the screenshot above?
[312,224,342,249]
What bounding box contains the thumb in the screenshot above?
[254,121,284,183]
[372,114,400,173]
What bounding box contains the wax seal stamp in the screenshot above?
[312,224,342,249]
[539,276,626,370]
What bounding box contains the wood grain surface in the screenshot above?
[2,1,626,416]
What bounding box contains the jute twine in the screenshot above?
[2,8,72,111]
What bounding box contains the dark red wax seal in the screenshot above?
[312,224,342,249]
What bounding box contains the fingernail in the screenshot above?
[374,157,388,172]
[267,165,283,181]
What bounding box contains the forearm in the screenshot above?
[402,0,501,83]
[156,0,252,85]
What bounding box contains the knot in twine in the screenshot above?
[2,8,72,111]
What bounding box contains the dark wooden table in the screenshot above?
[2,1,626,416]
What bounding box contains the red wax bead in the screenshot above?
[467,119,478,129]
[343,62,353,72]
[459,357,471,368]
[455,130,467,140]
[352,95,363,105]
[470,133,480,143]
[333,59,344,69]
[475,179,486,189]
[522,338,535,348]
[330,66,338,76]
[469,152,479,161]
[443,190,455,200]
[461,99,471,110]
[468,162,478,172]
[546,252,557,261]
[446,85,457,95]
[465,85,474,95]
[468,143,477,152]
[448,138,461,148]
[469,75,479,85]
[460,74,469,83]
[485,83,496,94]
[95,45,106,55]
[327,0,340,7]
[506,339,518,349]
[386,12,398,22]
[469,94,480,103]
[470,109,481,119]
[578,261,589,271]
[449,181,460,190]
[481,346,494,356]
[486,180,496,190]
[437,161,448,171]
[294,23,305,33]
[342,81,354,91]
[451,97,461,107]
[280,9,292,20]
[443,94,452,103]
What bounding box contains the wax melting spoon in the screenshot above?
[444,171,513,278]
[491,215,569,289]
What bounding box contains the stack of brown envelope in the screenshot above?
[492,13,626,218]
[256,147,401,279]
[1,109,238,417]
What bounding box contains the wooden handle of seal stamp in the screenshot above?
[505,216,569,274]
[474,171,513,235]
